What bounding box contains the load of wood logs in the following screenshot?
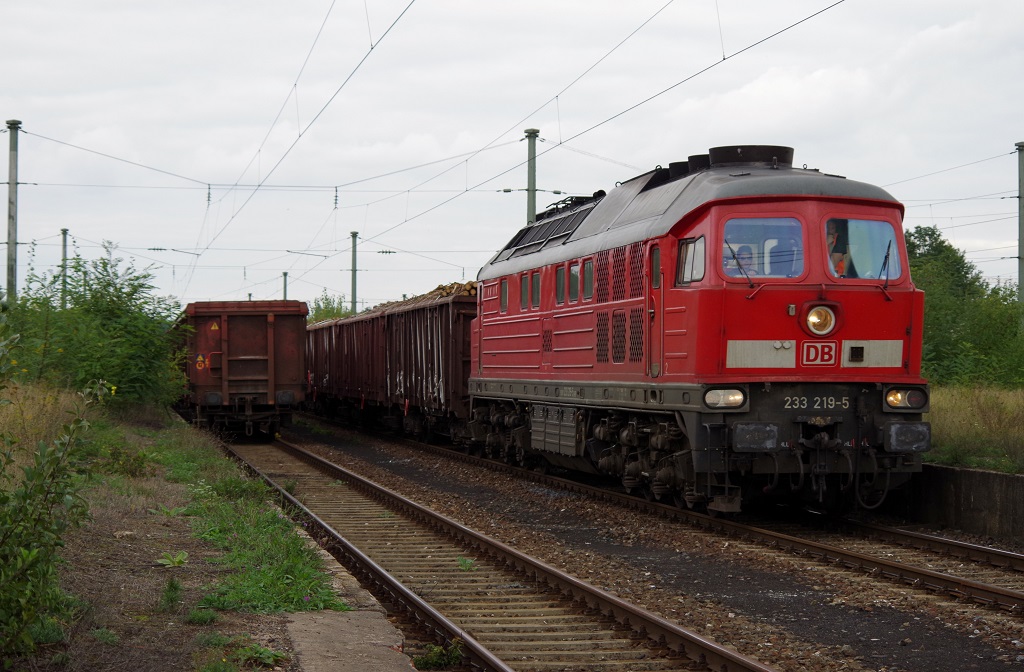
[368,280,477,312]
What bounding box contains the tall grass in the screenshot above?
[927,386,1024,473]
[0,381,81,477]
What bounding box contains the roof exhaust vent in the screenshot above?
[687,154,711,171]
[709,145,794,168]
[669,161,689,179]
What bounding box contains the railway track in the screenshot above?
[225,438,778,672]
[752,517,1024,611]
[299,422,1024,615]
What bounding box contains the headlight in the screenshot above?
[806,306,836,336]
[885,388,928,410]
[705,388,745,408]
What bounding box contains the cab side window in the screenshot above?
[676,237,706,285]
[500,279,508,312]
[520,274,529,310]
[651,246,661,289]
[556,266,566,304]
[569,263,580,302]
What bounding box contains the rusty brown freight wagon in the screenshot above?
[306,283,475,440]
[179,300,308,437]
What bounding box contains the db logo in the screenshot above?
[802,341,838,366]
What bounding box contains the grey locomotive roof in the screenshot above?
[477,148,899,281]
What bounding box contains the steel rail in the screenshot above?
[698,520,1024,613]
[842,520,1024,572]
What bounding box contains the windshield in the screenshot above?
[825,218,902,280]
[722,217,804,279]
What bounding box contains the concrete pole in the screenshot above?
[61,228,68,309]
[525,128,539,224]
[6,120,20,303]
[350,231,358,314]
[1017,142,1024,307]
[283,271,288,300]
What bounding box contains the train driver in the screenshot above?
[726,245,758,276]
[827,219,848,276]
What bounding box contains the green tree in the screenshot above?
[308,289,352,323]
[906,226,1024,385]
[10,242,185,406]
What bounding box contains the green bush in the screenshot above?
[0,314,94,662]
[9,242,185,407]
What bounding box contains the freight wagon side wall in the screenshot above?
[307,293,475,421]
[271,313,307,405]
[387,295,475,418]
[335,316,388,405]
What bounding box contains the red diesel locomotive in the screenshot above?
[309,145,930,513]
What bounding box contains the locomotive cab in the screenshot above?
[683,205,930,512]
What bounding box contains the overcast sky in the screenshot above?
[2,0,1022,309]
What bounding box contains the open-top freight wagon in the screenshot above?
[178,300,308,437]
[306,283,476,439]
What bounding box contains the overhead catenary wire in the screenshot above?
[355,0,851,249]
[180,0,419,298]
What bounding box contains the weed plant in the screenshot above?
[194,633,288,672]
[233,641,288,666]
[195,632,234,648]
[159,577,184,611]
[156,551,190,568]
[413,638,464,669]
[185,608,219,626]
[90,628,119,645]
